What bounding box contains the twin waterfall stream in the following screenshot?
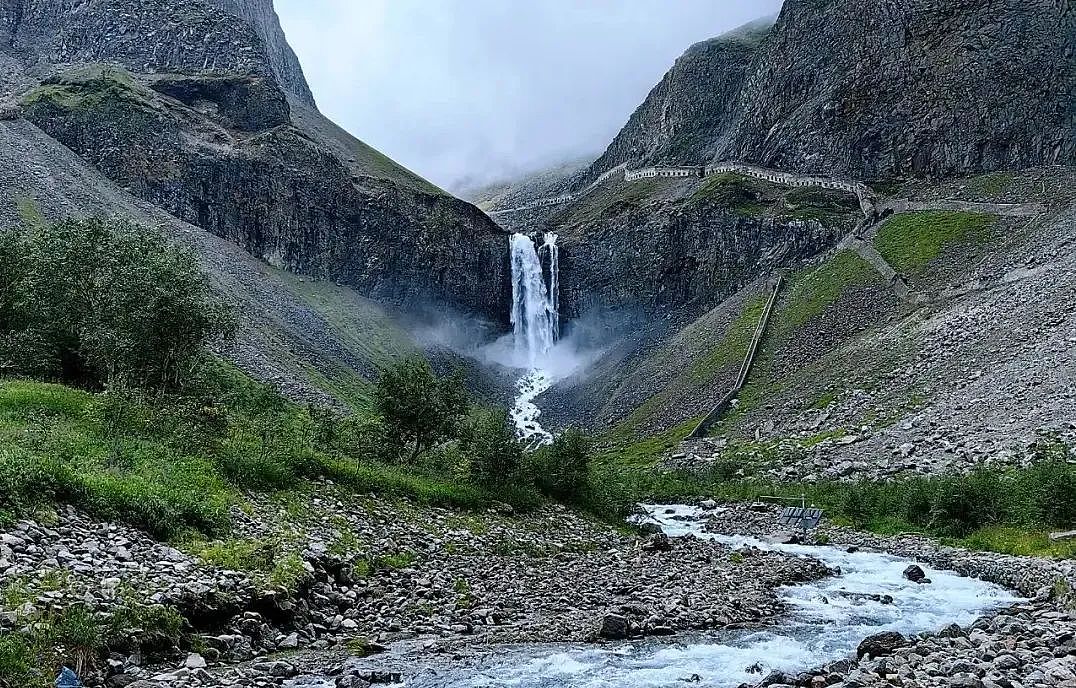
[508,232,560,448]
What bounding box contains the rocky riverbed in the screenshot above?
[0,490,829,686]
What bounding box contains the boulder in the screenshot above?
[598,613,631,640]
[903,564,928,583]
[856,631,907,659]
[642,533,673,552]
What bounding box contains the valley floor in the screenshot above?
[3,492,1074,687]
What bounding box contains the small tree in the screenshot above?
[532,428,591,504]
[374,357,469,462]
[0,229,23,373]
[467,409,523,488]
[0,217,230,391]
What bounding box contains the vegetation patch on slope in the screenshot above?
[20,64,160,113]
[874,211,998,275]
[776,250,880,332]
[690,173,771,216]
[779,186,861,223]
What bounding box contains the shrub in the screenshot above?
[531,428,591,504]
[374,357,469,462]
[0,217,231,392]
[465,409,524,489]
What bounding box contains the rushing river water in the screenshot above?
[289,504,1020,687]
[366,504,1021,688]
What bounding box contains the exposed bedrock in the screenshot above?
[20,68,511,322]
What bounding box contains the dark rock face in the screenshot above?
[1,0,274,93]
[557,199,847,318]
[580,18,773,185]
[148,74,291,131]
[724,0,1076,179]
[585,0,1076,183]
[0,0,313,105]
[205,0,316,105]
[21,68,510,321]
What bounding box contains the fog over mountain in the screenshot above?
[274,0,781,192]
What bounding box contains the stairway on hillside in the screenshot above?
[686,273,783,440]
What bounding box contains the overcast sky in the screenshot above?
[275,1,780,193]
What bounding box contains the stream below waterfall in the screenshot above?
[314,503,1021,688]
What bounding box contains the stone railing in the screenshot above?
[703,162,865,196]
[489,159,880,218]
[624,166,704,181]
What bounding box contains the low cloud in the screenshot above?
[275,0,782,192]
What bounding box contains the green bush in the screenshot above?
[465,409,524,489]
[0,218,230,392]
[531,429,591,504]
[374,357,469,462]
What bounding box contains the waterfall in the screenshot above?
[543,232,559,341]
[507,232,560,447]
[508,233,559,364]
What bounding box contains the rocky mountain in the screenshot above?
[0,0,513,404]
[581,0,1076,183]
[1,0,509,320]
[579,18,773,186]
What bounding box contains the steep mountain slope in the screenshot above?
[576,168,1076,479]
[0,0,516,406]
[1,0,510,323]
[579,18,773,185]
[581,0,1075,183]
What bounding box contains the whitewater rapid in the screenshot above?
[394,504,1021,687]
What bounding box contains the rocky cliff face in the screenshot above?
[580,19,772,185]
[3,0,510,322]
[723,0,1076,179]
[584,0,1075,183]
[545,175,861,318]
[206,0,316,105]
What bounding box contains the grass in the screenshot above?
[874,211,998,275]
[690,296,765,382]
[13,194,45,230]
[272,267,416,409]
[691,173,770,216]
[964,172,1015,198]
[810,390,838,409]
[0,361,499,541]
[0,601,184,686]
[605,293,768,439]
[776,250,879,331]
[780,186,860,223]
[601,416,705,467]
[20,64,159,113]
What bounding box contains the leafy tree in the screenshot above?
[374,357,469,462]
[0,229,23,341]
[466,409,523,488]
[531,428,591,504]
[0,217,230,392]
